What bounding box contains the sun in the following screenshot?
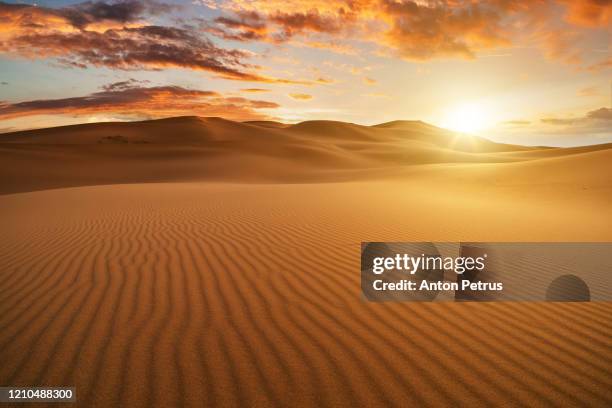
[441,102,491,133]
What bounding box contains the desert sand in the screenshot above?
[0,117,611,407]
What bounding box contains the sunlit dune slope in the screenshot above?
[0,116,610,195]
[0,182,611,407]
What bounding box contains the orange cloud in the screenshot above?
[0,81,279,121]
[269,10,344,40]
[363,77,377,85]
[542,30,583,65]
[586,57,612,72]
[207,1,514,60]
[289,93,313,100]
[560,0,612,28]
[204,0,608,69]
[240,88,271,92]
[381,0,511,60]
[206,8,346,43]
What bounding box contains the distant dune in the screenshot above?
[0,117,611,406]
[1,116,610,195]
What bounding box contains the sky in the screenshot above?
[0,0,610,146]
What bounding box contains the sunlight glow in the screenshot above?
[441,103,491,134]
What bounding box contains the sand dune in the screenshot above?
[0,117,611,406]
[0,183,611,407]
[1,116,610,195]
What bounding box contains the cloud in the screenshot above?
[381,0,510,60]
[240,88,270,92]
[0,0,171,30]
[542,30,582,65]
[577,86,599,97]
[502,120,531,126]
[537,106,612,144]
[365,92,389,98]
[0,1,307,83]
[586,57,612,72]
[102,78,151,91]
[0,81,7,85]
[208,8,344,43]
[3,26,260,79]
[60,0,177,29]
[0,81,279,121]
[269,10,343,41]
[586,107,612,120]
[207,0,514,60]
[1,0,609,81]
[315,77,335,84]
[363,77,376,85]
[297,40,357,55]
[289,93,313,100]
[208,10,269,41]
[203,0,610,69]
[560,0,612,28]
[541,107,611,125]
[495,107,612,146]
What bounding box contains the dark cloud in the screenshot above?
[0,1,308,83]
[0,0,173,30]
[102,78,151,91]
[208,8,344,43]
[60,0,176,29]
[3,26,264,80]
[0,82,279,120]
[0,81,7,85]
[0,85,217,115]
[211,11,268,41]
[586,107,612,121]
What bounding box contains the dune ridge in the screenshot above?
[0,116,610,195]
